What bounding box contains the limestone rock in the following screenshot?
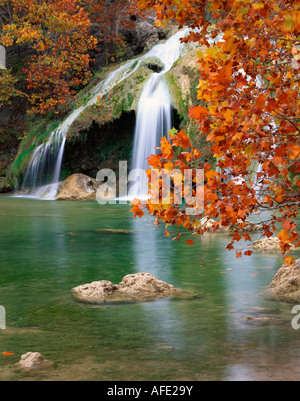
[71,280,117,303]
[253,237,281,250]
[55,173,101,201]
[16,352,54,371]
[236,220,262,232]
[117,272,177,297]
[270,258,300,301]
[122,20,166,59]
[71,273,177,304]
[193,217,261,233]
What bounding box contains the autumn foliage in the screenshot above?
[133,0,300,264]
[0,0,149,115]
[84,0,151,57]
[0,0,97,115]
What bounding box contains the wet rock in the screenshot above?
[71,280,117,303]
[71,273,177,304]
[55,173,102,201]
[16,352,54,371]
[270,258,300,301]
[140,56,165,72]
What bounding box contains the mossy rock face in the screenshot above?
[140,56,165,72]
[165,47,200,126]
[6,38,208,187]
[165,45,215,163]
[5,119,62,187]
[67,65,152,141]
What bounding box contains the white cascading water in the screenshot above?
[129,75,172,198]
[17,29,189,200]
[129,29,189,199]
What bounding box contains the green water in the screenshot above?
[0,194,299,381]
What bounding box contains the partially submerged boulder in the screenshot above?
[117,272,176,297]
[55,173,101,201]
[71,273,177,304]
[16,352,54,371]
[193,217,262,233]
[71,280,117,303]
[270,258,300,301]
[253,237,281,251]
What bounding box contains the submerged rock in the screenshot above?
[270,258,300,301]
[94,228,133,235]
[16,352,54,371]
[55,173,101,201]
[71,273,177,304]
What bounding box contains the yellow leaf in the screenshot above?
[278,229,290,241]
[223,108,234,122]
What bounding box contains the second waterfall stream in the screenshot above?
[18,28,190,200]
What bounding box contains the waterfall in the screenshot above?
[18,28,189,200]
[129,74,172,198]
[20,107,84,199]
[129,29,189,199]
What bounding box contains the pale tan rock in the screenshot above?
[236,220,262,232]
[55,173,101,201]
[117,272,177,297]
[270,258,300,301]
[71,273,177,303]
[253,237,281,250]
[71,280,117,303]
[16,352,54,371]
[193,217,261,233]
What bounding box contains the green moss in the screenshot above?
[165,73,189,122]
[67,65,151,140]
[5,118,61,186]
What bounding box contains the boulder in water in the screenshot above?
[71,280,117,303]
[55,173,101,201]
[193,217,262,233]
[117,272,177,297]
[270,258,300,301]
[252,237,293,251]
[71,273,177,304]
